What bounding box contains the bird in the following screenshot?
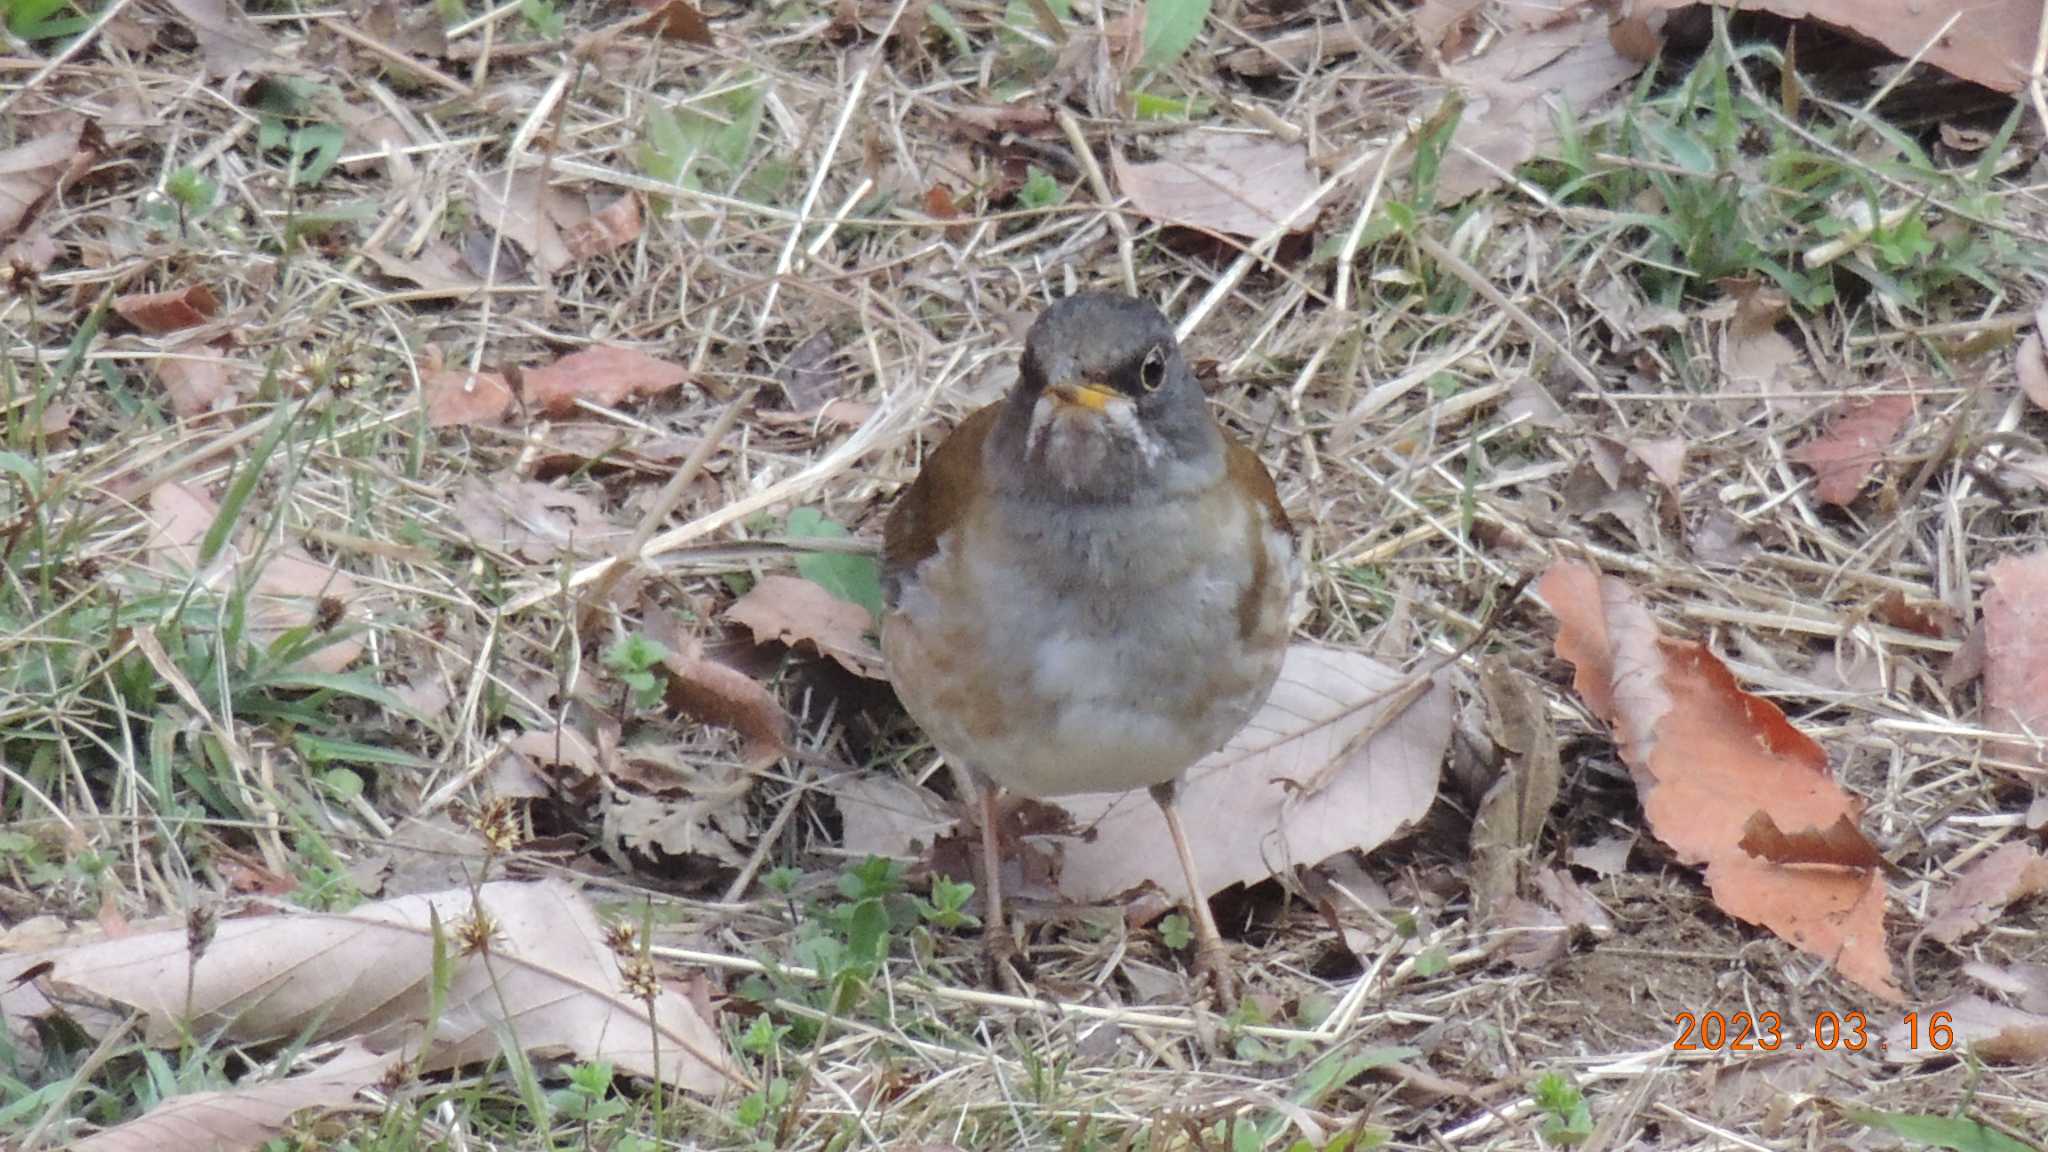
[880,292,1297,1005]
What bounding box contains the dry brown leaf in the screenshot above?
[634,0,716,43]
[1984,549,2048,767]
[1414,0,1487,55]
[520,345,689,416]
[562,193,644,262]
[828,774,956,859]
[1738,811,1884,870]
[1628,437,1687,495]
[657,640,789,771]
[777,330,843,413]
[365,244,482,293]
[114,285,220,335]
[1569,834,1633,877]
[1113,135,1318,238]
[469,170,580,275]
[1963,961,2048,1013]
[1053,644,1451,902]
[1718,281,1810,393]
[508,726,604,780]
[423,365,514,427]
[726,574,884,679]
[155,344,237,418]
[1469,660,1561,922]
[1,881,738,1092]
[140,483,362,673]
[1540,560,1900,1001]
[1788,393,1915,506]
[162,0,279,75]
[1220,24,1376,76]
[1872,590,1958,639]
[2018,330,2048,412]
[357,0,448,57]
[601,755,753,869]
[1883,995,2048,1064]
[1435,12,1648,203]
[0,118,90,240]
[1926,843,2048,944]
[449,476,630,560]
[72,1042,393,1152]
[1636,0,2038,94]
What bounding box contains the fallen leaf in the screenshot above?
[1628,437,1687,495]
[508,726,605,780]
[1569,834,1633,876]
[449,476,630,560]
[777,330,842,413]
[0,118,91,240]
[561,193,644,262]
[1883,995,2048,1064]
[423,365,514,428]
[601,756,753,870]
[1738,811,1884,870]
[520,345,688,416]
[2018,330,2048,412]
[1114,134,1319,238]
[469,170,581,275]
[1,880,737,1092]
[1872,590,1958,639]
[828,774,956,859]
[1540,560,1900,1001]
[639,612,789,771]
[1983,549,2048,768]
[1718,280,1811,393]
[726,574,884,679]
[114,285,220,335]
[634,0,715,43]
[365,244,483,293]
[1469,660,1561,922]
[1636,0,2039,94]
[1414,0,1487,55]
[162,0,280,76]
[1963,960,2048,1013]
[1219,24,1376,76]
[357,0,448,57]
[140,483,362,673]
[70,1042,394,1152]
[1926,843,2048,945]
[1788,393,1915,506]
[1052,644,1452,902]
[1435,12,1649,203]
[155,344,236,418]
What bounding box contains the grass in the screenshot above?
[2,0,2046,1149]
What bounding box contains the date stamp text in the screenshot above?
[1671,1010,1955,1054]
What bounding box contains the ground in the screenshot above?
[1,0,2046,1149]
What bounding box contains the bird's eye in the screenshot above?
[1139,346,1167,392]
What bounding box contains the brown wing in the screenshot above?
[882,403,1001,609]
[1224,435,1294,643]
[1225,436,1291,538]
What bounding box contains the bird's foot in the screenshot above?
[984,924,1032,995]
[1193,940,1240,1013]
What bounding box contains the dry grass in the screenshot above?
[3,0,2047,1148]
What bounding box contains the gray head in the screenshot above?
[988,293,1224,504]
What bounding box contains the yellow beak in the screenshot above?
[1048,380,1118,413]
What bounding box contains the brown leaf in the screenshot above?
[1,881,738,1092]
[827,774,956,859]
[1569,834,1633,877]
[357,0,448,57]
[1718,280,1811,393]
[646,628,789,771]
[507,726,604,780]
[0,118,91,240]
[2018,330,2048,412]
[561,193,644,262]
[1926,843,2048,944]
[1469,660,1561,922]
[1738,812,1884,870]
[1635,0,2038,94]
[142,483,362,673]
[1883,996,2048,1064]
[1984,549,2048,767]
[633,0,715,45]
[155,345,237,418]
[1114,135,1319,238]
[1220,24,1375,76]
[1788,393,1915,506]
[1053,644,1452,902]
[520,345,688,416]
[777,330,843,413]
[1540,560,1900,1001]
[365,244,483,293]
[162,0,280,76]
[423,365,514,428]
[468,170,581,275]
[114,285,220,335]
[449,476,630,560]
[725,574,884,679]
[1872,589,1958,639]
[71,1042,394,1152]
[1435,13,1648,203]
[600,755,753,869]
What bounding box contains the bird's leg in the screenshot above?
[1149,780,1238,1011]
[974,772,1028,993]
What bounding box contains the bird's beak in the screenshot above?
[1047,379,1118,414]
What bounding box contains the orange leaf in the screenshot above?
[1787,393,1915,506]
[423,365,514,427]
[520,345,687,416]
[562,192,643,262]
[633,0,714,44]
[114,285,220,335]
[1540,560,1900,1001]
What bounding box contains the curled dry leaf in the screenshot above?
[71,1042,394,1152]
[726,574,885,679]
[449,476,630,560]
[1926,843,2048,945]
[0,880,738,1092]
[423,364,514,427]
[140,483,362,673]
[1787,393,1916,506]
[654,636,789,771]
[114,285,221,335]
[1053,644,1452,902]
[520,345,689,416]
[1434,12,1648,203]
[601,756,754,869]
[1983,549,2048,768]
[0,117,93,240]
[1540,560,1901,1001]
[1113,135,1319,239]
